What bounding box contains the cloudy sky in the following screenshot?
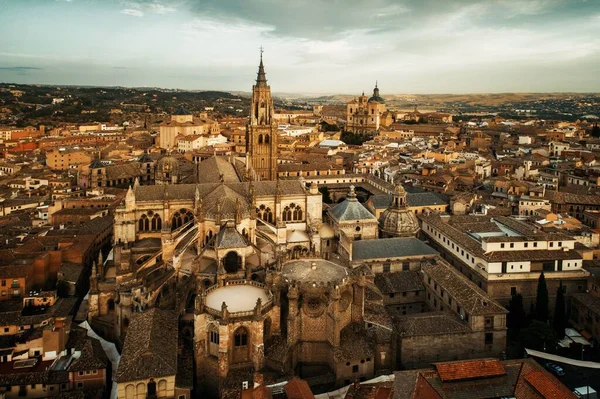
[0,0,599,94]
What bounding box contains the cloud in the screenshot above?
[0,66,42,71]
[121,8,144,17]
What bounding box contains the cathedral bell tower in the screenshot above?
[246,49,278,181]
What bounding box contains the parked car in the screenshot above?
[545,362,566,377]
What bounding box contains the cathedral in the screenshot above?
[87,55,436,399]
[345,83,391,135]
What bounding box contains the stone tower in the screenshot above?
[246,50,278,181]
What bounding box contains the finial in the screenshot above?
[259,45,264,60]
[375,80,378,88]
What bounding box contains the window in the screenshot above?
[510,243,514,248]
[352,365,359,373]
[558,242,562,247]
[511,287,517,296]
[1,280,4,287]
[383,263,390,273]
[76,382,83,389]
[533,242,538,248]
[389,293,394,298]
[550,242,554,247]
[485,333,493,345]
[524,243,528,248]
[402,262,409,271]
[234,328,248,347]
[402,292,407,297]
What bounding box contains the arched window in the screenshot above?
[265,134,270,144]
[151,214,162,231]
[258,134,263,144]
[223,251,242,273]
[138,214,149,232]
[125,384,135,399]
[135,382,146,399]
[234,327,248,347]
[205,230,213,245]
[283,206,291,221]
[171,209,193,231]
[147,379,156,398]
[158,380,167,397]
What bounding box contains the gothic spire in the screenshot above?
[256,47,268,87]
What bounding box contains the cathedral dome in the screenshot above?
[378,208,419,237]
[155,156,180,185]
[378,184,419,237]
[156,156,179,175]
[368,82,385,104]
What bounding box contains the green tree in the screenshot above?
[553,281,567,338]
[592,123,600,138]
[508,292,526,339]
[535,272,549,322]
[520,320,557,352]
[319,187,332,204]
[56,279,70,298]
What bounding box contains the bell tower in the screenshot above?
[247,48,278,180]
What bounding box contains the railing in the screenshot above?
[202,279,274,319]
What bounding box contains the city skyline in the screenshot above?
[0,0,599,93]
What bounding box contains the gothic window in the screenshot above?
[138,214,149,232]
[293,205,302,221]
[234,327,248,346]
[209,328,219,344]
[257,205,274,224]
[283,206,292,222]
[258,134,263,144]
[265,134,270,144]
[205,230,213,246]
[171,209,194,231]
[151,214,162,231]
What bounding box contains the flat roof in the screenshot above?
[205,284,269,313]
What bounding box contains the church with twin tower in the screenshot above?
[246,49,278,180]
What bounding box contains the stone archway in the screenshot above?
[223,251,242,273]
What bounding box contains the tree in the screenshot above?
[56,279,70,298]
[508,292,526,339]
[592,123,600,138]
[520,320,557,352]
[535,272,549,322]
[553,281,567,338]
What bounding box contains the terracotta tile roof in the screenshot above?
[412,374,441,399]
[524,370,577,399]
[284,377,315,399]
[434,359,506,382]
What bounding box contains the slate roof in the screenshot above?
[422,259,507,316]
[352,237,437,261]
[329,193,376,222]
[215,224,247,249]
[133,180,306,202]
[197,156,240,184]
[115,308,178,382]
[395,312,471,337]
[374,271,424,294]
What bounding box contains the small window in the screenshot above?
[352,365,359,373]
[511,287,517,296]
[510,243,514,248]
[383,263,390,273]
[76,382,83,389]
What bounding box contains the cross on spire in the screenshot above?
[259,45,264,59]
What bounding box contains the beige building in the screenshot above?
[46,148,93,170]
[346,83,388,135]
[159,107,220,150]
